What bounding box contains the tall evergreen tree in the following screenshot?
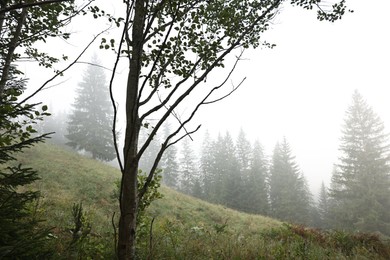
[329,90,390,234]
[269,138,312,224]
[0,83,54,258]
[317,181,330,228]
[160,123,179,189]
[218,132,242,209]
[0,1,77,256]
[245,140,269,215]
[66,55,115,161]
[236,129,252,171]
[199,130,214,199]
[138,128,161,175]
[235,129,254,212]
[178,137,198,195]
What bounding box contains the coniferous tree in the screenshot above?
[138,128,161,175]
[0,2,78,256]
[236,129,252,172]
[329,90,390,234]
[0,82,54,258]
[317,181,330,228]
[208,133,225,204]
[269,138,312,224]
[218,132,242,209]
[199,130,214,199]
[235,129,253,212]
[66,55,115,161]
[245,140,269,215]
[178,137,198,195]
[160,123,179,189]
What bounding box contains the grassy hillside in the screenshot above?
[18,143,390,259]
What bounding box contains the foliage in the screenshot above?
[112,168,163,258]
[178,137,199,195]
[269,138,313,224]
[19,143,390,259]
[317,181,329,228]
[245,140,269,215]
[0,80,53,258]
[329,90,390,235]
[138,129,161,175]
[260,224,390,259]
[0,0,77,96]
[66,55,116,161]
[160,123,179,189]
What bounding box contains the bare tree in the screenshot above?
[104,0,349,259]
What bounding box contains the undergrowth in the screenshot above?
[18,143,390,259]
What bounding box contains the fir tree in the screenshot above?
[269,138,312,224]
[199,130,214,199]
[329,90,390,234]
[317,181,330,228]
[178,137,198,195]
[0,82,54,258]
[236,129,252,171]
[245,140,269,215]
[66,55,115,161]
[218,132,242,209]
[160,123,179,189]
[138,128,161,175]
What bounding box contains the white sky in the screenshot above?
[193,0,390,193]
[24,0,390,195]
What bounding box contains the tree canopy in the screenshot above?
[66,55,116,161]
[329,90,390,235]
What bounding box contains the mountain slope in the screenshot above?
[18,143,390,259]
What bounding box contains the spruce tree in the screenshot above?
[329,90,390,234]
[235,130,255,213]
[218,132,242,209]
[0,82,54,258]
[269,138,312,224]
[66,55,115,161]
[317,181,330,228]
[138,128,161,175]
[199,130,214,199]
[160,123,179,189]
[178,137,198,195]
[245,140,269,215]
[235,129,252,171]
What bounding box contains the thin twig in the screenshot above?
[147,217,156,260]
[112,212,117,257]
[0,0,73,14]
[18,27,110,105]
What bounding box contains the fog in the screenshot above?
[23,0,390,196]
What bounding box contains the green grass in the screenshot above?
[18,143,390,259]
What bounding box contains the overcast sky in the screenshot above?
[25,0,390,194]
[190,0,390,193]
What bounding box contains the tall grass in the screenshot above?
[19,143,390,259]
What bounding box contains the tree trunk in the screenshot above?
[0,8,27,101]
[117,0,145,259]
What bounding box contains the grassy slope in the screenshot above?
[19,143,390,259]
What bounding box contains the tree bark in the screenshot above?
[0,8,27,101]
[117,0,145,259]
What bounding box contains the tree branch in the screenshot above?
[18,27,109,105]
[0,8,27,101]
[0,0,73,14]
[109,3,133,175]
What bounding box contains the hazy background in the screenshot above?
[23,0,390,195]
